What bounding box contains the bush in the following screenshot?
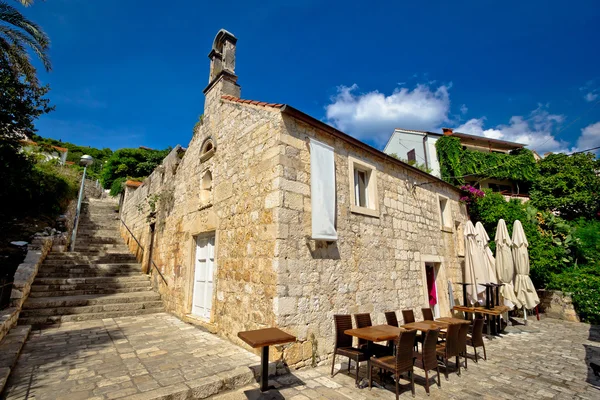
[101,147,170,189]
[571,219,600,267]
[548,267,600,325]
[109,177,127,197]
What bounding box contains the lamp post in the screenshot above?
[70,155,94,251]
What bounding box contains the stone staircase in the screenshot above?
[18,198,164,326]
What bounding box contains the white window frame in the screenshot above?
[348,156,379,218]
[437,194,453,232]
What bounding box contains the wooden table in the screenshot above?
[238,328,296,392]
[401,320,448,332]
[453,305,510,335]
[344,324,407,343]
[436,317,471,325]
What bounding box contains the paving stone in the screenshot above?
[3,313,260,399]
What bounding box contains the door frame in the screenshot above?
[190,231,217,321]
[420,255,450,318]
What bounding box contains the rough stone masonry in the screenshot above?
[119,29,468,367]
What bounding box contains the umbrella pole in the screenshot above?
[523,306,527,325]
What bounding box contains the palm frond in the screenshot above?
[0,36,38,84]
[0,25,47,69]
[0,2,50,50]
[13,0,35,7]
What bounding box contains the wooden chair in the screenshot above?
[435,323,461,380]
[402,309,415,324]
[413,328,441,395]
[467,318,487,361]
[353,313,390,357]
[457,323,469,372]
[385,311,399,349]
[368,329,418,399]
[421,308,434,321]
[385,311,399,327]
[331,314,367,386]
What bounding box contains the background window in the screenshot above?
[407,149,416,162]
[439,197,451,229]
[354,169,369,207]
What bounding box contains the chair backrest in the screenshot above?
[333,314,353,349]
[458,323,469,352]
[395,329,418,371]
[471,318,485,346]
[421,308,434,321]
[353,313,372,347]
[421,328,440,370]
[443,323,461,358]
[385,311,399,327]
[402,309,415,324]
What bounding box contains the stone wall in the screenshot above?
[538,289,580,322]
[120,98,286,348]
[273,115,468,366]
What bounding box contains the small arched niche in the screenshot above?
[200,170,213,205]
[200,138,216,162]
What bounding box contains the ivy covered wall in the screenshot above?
[435,136,538,188]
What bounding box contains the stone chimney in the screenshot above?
[203,29,240,114]
[442,128,453,136]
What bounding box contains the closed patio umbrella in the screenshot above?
[475,221,497,285]
[512,220,540,313]
[495,219,518,309]
[464,220,487,305]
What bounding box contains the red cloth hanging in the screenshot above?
[426,266,437,306]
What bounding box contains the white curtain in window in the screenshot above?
[309,138,337,240]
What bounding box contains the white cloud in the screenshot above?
[325,83,451,146]
[455,105,569,154]
[460,104,468,115]
[577,122,600,153]
[580,80,599,102]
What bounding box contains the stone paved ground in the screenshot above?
[214,318,600,400]
[2,313,260,400]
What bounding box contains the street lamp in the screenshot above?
[70,155,94,251]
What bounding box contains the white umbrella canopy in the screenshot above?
[464,220,487,305]
[475,221,497,285]
[512,220,540,309]
[495,219,519,309]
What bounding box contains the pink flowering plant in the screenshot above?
[459,184,485,204]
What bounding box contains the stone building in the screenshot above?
[119,29,468,366]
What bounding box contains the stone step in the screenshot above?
[45,252,135,260]
[22,292,161,309]
[30,279,151,292]
[33,275,149,286]
[64,243,130,251]
[0,325,31,394]
[43,257,137,265]
[18,307,164,325]
[68,236,122,244]
[76,231,120,238]
[28,286,156,298]
[36,266,142,278]
[39,263,140,271]
[19,300,165,317]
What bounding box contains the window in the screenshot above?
[200,138,216,162]
[200,170,212,205]
[407,149,416,162]
[348,156,379,217]
[438,195,452,231]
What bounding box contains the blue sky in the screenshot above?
[25,0,600,153]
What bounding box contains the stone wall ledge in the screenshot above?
[537,289,580,323]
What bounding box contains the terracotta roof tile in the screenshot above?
[220,95,284,109]
[125,180,143,188]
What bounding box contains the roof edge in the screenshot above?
[280,105,461,194]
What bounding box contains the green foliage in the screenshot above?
[388,153,433,174]
[101,147,171,192]
[0,0,51,85]
[0,64,53,138]
[109,176,127,197]
[30,133,113,181]
[548,267,600,324]
[468,190,573,287]
[529,152,600,220]
[571,219,600,266]
[436,136,538,186]
[0,139,78,216]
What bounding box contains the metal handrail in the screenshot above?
[119,218,168,286]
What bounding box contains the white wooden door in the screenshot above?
[192,235,215,319]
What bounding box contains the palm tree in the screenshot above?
[0,0,50,83]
